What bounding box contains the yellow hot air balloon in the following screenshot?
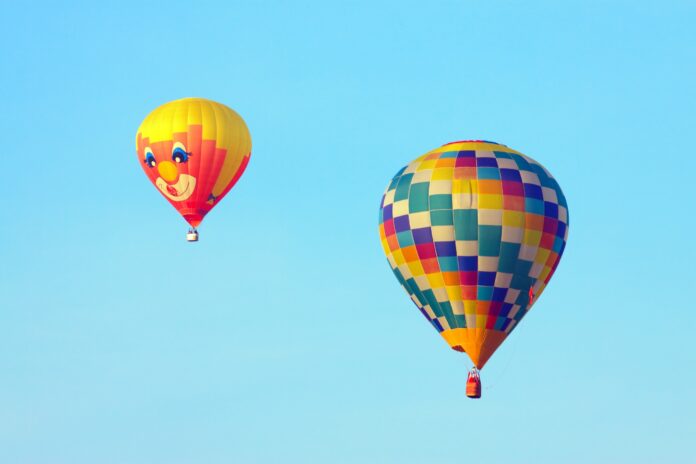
[136,97,251,241]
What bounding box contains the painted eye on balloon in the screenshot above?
[172,143,189,164]
[144,148,156,168]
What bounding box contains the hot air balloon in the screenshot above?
[378,140,569,398]
[136,97,251,241]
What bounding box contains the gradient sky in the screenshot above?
[1,1,694,463]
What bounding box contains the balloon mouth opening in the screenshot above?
[181,211,205,228]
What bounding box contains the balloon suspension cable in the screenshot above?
[482,331,519,392]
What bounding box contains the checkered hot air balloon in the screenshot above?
[378,141,569,398]
[136,98,251,241]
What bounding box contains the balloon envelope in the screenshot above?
[378,141,569,368]
[136,97,251,227]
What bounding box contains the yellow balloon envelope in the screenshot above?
[136,97,251,237]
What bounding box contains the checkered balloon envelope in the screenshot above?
[378,141,569,370]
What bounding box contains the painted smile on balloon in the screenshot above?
[156,174,197,201]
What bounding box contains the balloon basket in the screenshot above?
[186,229,199,242]
[466,368,481,399]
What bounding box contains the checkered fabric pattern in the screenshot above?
[378,141,569,367]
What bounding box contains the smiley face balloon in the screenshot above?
[136,98,251,240]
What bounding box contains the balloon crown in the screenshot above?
[442,140,505,146]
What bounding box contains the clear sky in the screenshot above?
[1,1,694,463]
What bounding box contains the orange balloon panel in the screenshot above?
[135,98,251,227]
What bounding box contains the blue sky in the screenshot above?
[1,1,694,463]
